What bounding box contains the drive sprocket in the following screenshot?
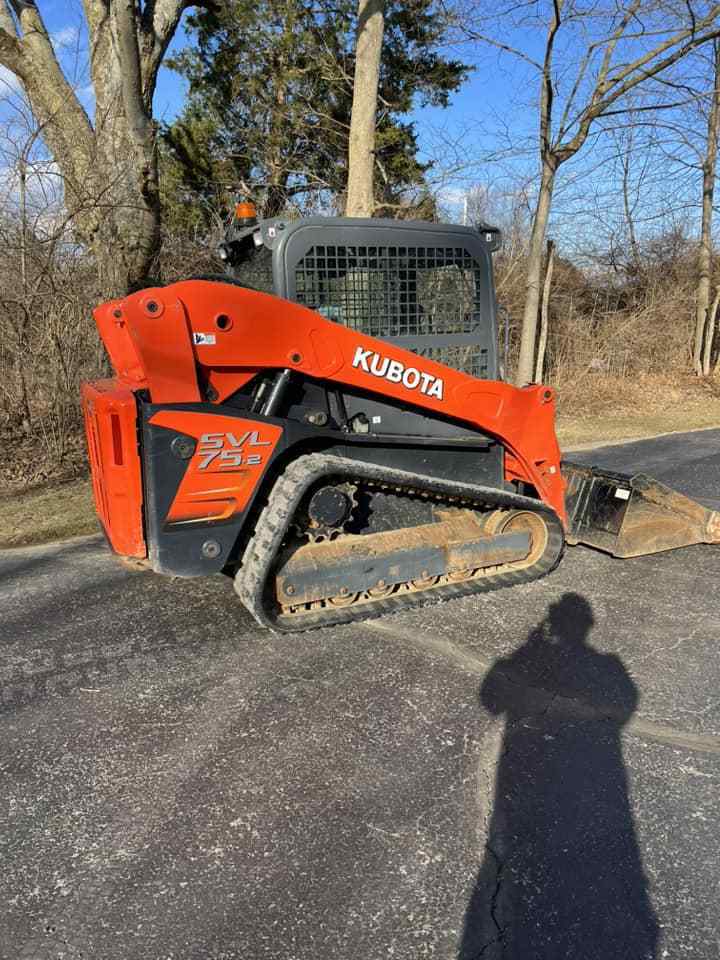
[295,481,358,542]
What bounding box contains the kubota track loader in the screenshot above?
[81,210,720,631]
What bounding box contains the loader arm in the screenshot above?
[95,280,567,523]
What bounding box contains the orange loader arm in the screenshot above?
[94,280,566,523]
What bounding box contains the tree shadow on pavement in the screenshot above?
[459,592,659,960]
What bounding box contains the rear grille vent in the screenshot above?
[85,406,110,528]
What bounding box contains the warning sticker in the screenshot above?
[193,332,216,346]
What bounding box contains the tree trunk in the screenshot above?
[345,0,385,218]
[703,285,720,374]
[694,41,720,375]
[516,157,556,385]
[621,127,641,276]
[262,1,294,219]
[0,1,195,297]
[91,108,160,295]
[16,153,31,432]
[535,240,555,384]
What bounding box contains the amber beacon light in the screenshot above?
[234,201,257,222]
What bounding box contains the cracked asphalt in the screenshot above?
[2,429,720,959]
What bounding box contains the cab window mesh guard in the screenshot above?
[293,244,489,378]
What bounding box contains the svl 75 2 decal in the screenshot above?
[198,430,271,469]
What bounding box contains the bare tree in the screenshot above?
[0,100,94,471]
[464,1,720,384]
[535,239,555,383]
[693,40,720,376]
[618,123,642,277]
[704,284,720,373]
[0,0,211,295]
[346,0,385,217]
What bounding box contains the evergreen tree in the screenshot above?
[162,0,468,225]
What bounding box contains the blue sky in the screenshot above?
[24,2,530,157]
[1,1,713,255]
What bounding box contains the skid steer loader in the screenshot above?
[81,207,720,631]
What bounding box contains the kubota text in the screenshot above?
[351,346,444,400]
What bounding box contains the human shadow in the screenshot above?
[459,592,659,960]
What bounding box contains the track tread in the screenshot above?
[235,455,565,632]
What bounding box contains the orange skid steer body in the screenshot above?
[82,278,720,631]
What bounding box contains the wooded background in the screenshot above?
[2,0,720,488]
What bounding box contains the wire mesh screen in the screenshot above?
[231,244,275,294]
[293,245,490,377]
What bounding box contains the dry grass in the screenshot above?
[556,373,720,447]
[0,477,98,549]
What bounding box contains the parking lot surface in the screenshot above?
[2,429,720,959]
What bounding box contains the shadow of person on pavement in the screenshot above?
[459,592,659,960]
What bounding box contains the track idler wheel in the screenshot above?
[484,509,550,567]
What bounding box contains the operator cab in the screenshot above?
[218,208,502,381]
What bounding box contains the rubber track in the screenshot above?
[235,454,565,632]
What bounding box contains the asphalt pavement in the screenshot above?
[2,429,720,959]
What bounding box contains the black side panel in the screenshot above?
[226,372,505,487]
[140,403,299,577]
[326,442,503,487]
[276,374,496,441]
[140,418,253,577]
[336,384,490,442]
